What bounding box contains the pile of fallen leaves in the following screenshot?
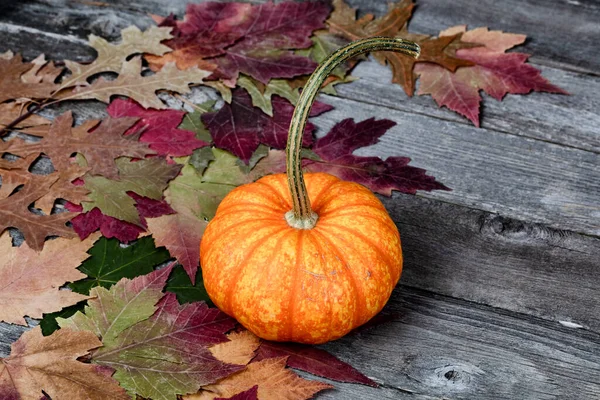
[0,0,563,399]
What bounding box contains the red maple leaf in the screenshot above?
[202,88,332,163]
[67,193,175,242]
[107,98,208,157]
[415,26,567,126]
[147,1,331,84]
[304,118,449,195]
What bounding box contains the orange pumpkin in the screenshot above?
[200,37,420,344]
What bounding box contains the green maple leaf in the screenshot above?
[82,157,181,225]
[165,265,212,305]
[178,100,216,144]
[40,236,171,336]
[57,266,240,400]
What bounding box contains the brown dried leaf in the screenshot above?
[1,111,152,179]
[0,54,58,102]
[187,358,332,400]
[70,57,211,109]
[210,331,261,366]
[0,103,52,137]
[0,327,129,400]
[0,232,97,325]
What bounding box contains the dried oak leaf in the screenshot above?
[202,88,331,163]
[0,103,51,137]
[82,157,182,225]
[327,0,474,96]
[70,57,211,109]
[21,54,63,85]
[68,194,175,242]
[0,232,97,325]
[187,357,333,400]
[0,327,129,400]
[304,117,449,195]
[147,149,267,282]
[256,341,376,386]
[108,98,208,157]
[35,163,91,214]
[0,111,152,179]
[0,154,39,199]
[415,26,568,126]
[0,174,77,251]
[63,25,173,88]
[210,330,261,366]
[148,1,330,84]
[0,54,57,103]
[59,267,241,400]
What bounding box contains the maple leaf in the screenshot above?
[187,357,333,400]
[327,0,474,96]
[59,267,241,400]
[1,111,152,179]
[70,57,211,109]
[148,1,330,84]
[237,75,300,117]
[202,88,332,163]
[178,100,216,144]
[68,194,175,242]
[0,54,57,102]
[210,331,261,366]
[256,341,376,386]
[82,157,182,225]
[108,98,208,157]
[0,102,51,137]
[0,174,77,251]
[40,235,171,336]
[63,26,173,88]
[415,26,568,126]
[0,232,96,325]
[0,327,129,400]
[166,264,213,305]
[304,117,449,195]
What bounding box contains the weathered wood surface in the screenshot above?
[0,0,599,399]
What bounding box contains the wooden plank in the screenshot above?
[337,59,600,153]
[348,0,600,75]
[384,192,600,333]
[313,94,600,236]
[2,287,599,399]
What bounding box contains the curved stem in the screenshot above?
[284,37,420,229]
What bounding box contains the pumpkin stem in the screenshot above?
[285,37,420,229]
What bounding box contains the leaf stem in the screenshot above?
[284,36,420,229]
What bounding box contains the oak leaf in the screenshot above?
[71,57,211,109]
[148,1,330,84]
[415,26,568,126]
[237,76,300,117]
[0,54,57,102]
[0,232,97,325]
[0,103,51,137]
[108,98,208,157]
[202,88,332,163]
[187,357,333,400]
[1,111,151,179]
[82,157,182,225]
[63,26,173,88]
[327,0,474,96]
[59,267,241,400]
[210,331,261,366]
[0,327,129,400]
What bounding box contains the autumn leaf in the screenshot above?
[148,1,330,84]
[1,111,151,179]
[415,26,568,126]
[0,327,129,400]
[20,54,63,86]
[0,174,77,250]
[166,264,213,305]
[237,75,300,117]
[63,26,173,88]
[68,193,175,242]
[256,341,376,386]
[210,331,261,366]
[178,100,216,144]
[0,54,58,102]
[202,88,332,163]
[34,163,91,214]
[0,102,51,137]
[70,57,211,109]
[216,386,259,400]
[327,0,474,96]
[0,232,97,325]
[304,117,449,195]
[82,157,182,225]
[59,267,241,400]
[187,357,333,400]
[108,98,209,157]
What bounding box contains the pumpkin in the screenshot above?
[200,37,420,344]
